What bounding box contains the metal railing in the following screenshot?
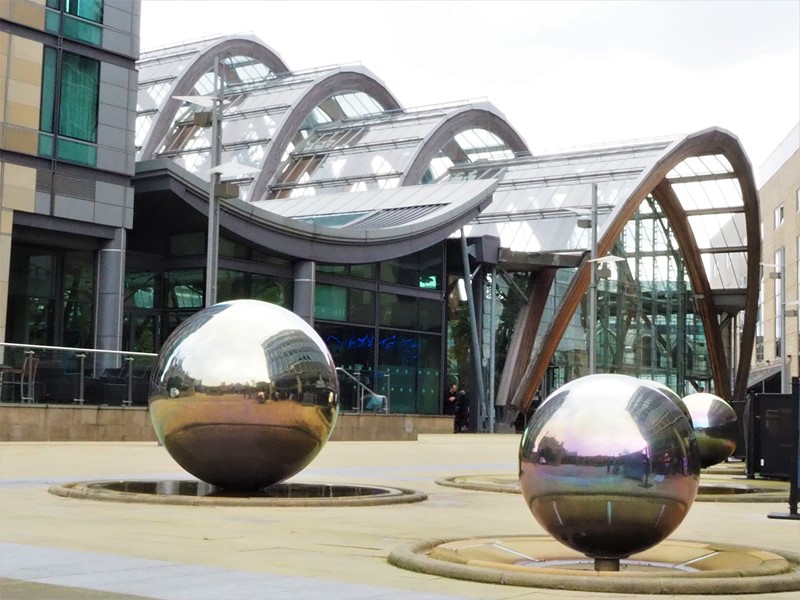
[335,367,390,413]
[0,342,158,407]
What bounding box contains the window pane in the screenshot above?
[380,293,416,329]
[63,15,102,46]
[65,0,103,22]
[59,51,99,142]
[44,9,60,34]
[164,269,203,309]
[418,298,441,333]
[348,289,374,324]
[63,251,94,347]
[56,138,96,166]
[38,133,54,158]
[125,272,156,309]
[40,47,57,133]
[315,284,347,321]
[251,274,291,308]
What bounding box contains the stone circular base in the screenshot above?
[48,480,427,507]
[388,535,800,594]
[435,475,789,502]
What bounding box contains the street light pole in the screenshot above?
[588,183,598,375]
[205,57,223,308]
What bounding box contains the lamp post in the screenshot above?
[205,58,223,308]
[574,185,623,375]
[175,60,257,308]
[764,262,794,394]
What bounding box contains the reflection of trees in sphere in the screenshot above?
[681,392,738,468]
[519,374,699,561]
[149,300,339,490]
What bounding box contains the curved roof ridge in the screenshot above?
[400,102,530,185]
[139,35,291,159]
[246,66,404,202]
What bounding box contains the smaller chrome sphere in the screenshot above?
[639,380,693,427]
[681,392,738,468]
[519,374,699,561]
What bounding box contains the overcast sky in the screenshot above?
[140,0,799,176]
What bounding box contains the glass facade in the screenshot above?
[312,246,445,414]
[536,198,713,397]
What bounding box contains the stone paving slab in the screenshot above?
[1,435,799,599]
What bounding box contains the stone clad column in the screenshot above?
[293,260,315,326]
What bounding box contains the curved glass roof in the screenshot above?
[268,106,520,199]
[448,138,750,293]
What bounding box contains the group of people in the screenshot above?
[443,383,469,433]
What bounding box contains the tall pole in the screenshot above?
[588,183,598,375]
[782,264,789,394]
[205,57,222,308]
[460,228,486,431]
[488,265,497,433]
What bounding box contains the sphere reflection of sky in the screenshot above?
[535,397,647,458]
[164,301,328,387]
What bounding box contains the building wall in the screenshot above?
[0,0,141,352]
[755,126,800,382]
[0,405,453,441]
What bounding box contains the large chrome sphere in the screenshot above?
[681,392,738,468]
[519,374,699,561]
[149,300,339,490]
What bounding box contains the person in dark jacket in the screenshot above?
[443,383,457,417]
[455,389,469,433]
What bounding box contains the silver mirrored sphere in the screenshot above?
[149,300,339,490]
[519,374,700,560]
[639,379,693,427]
[681,392,738,468]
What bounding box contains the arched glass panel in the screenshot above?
[543,197,712,396]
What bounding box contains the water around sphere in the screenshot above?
[149,300,339,489]
[519,374,700,561]
[681,392,738,468]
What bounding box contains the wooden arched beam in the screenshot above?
[651,181,729,400]
[509,128,761,413]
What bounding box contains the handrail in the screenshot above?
[335,367,389,413]
[0,342,157,358]
[0,342,158,406]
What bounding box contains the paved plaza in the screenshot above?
[1,435,798,599]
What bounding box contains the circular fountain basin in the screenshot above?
[436,475,789,502]
[49,480,426,507]
[389,535,800,594]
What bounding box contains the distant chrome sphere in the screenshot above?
[149,300,339,490]
[639,380,693,427]
[681,392,738,468]
[519,374,699,560]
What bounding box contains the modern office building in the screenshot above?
[1,28,762,429]
[748,123,800,394]
[0,0,139,359]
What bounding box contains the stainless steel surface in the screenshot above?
[519,374,699,560]
[149,300,339,489]
[682,392,738,468]
[640,379,693,426]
